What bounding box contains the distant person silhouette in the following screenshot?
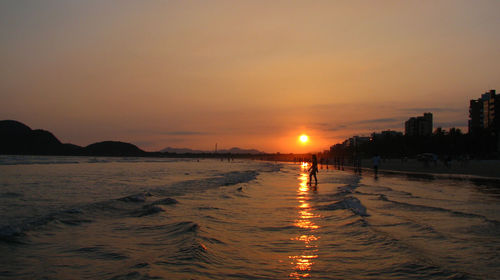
[353,152,362,174]
[373,154,381,177]
[308,155,318,185]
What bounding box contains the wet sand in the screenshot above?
[355,159,500,180]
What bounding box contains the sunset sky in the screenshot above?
[1,1,499,153]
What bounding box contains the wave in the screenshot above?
[338,218,370,228]
[0,167,262,243]
[152,170,260,197]
[315,178,369,217]
[322,173,361,186]
[338,184,359,194]
[197,206,221,211]
[258,162,282,173]
[150,197,179,206]
[143,221,225,270]
[134,221,204,240]
[163,221,200,236]
[0,155,192,166]
[348,216,475,279]
[378,195,500,225]
[0,159,80,165]
[318,196,369,217]
[70,246,129,261]
[133,205,165,217]
[107,271,164,280]
[0,225,25,243]
[376,261,471,280]
[0,193,179,243]
[0,192,23,198]
[118,192,153,202]
[0,208,94,243]
[259,225,296,232]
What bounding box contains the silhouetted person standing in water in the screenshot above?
[308,155,318,185]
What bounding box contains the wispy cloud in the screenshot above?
[434,121,468,128]
[399,107,464,113]
[160,131,209,136]
[314,117,402,132]
[353,118,399,124]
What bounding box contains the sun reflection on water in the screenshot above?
[289,172,320,279]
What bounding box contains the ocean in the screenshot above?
[0,156,499,279]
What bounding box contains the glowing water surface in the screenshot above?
[0,156,499,279]
[289,171,320,279]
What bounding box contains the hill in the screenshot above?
[160,147,206,154]
[0,120,146,156]
[218,147,263,154]
[0,120,73,155]
[0,120,262,157]
[84,141,145,156]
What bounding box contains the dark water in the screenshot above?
[0,156,499,279]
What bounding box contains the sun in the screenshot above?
[299,134,309,143]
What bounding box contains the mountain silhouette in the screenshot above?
[1,120,262,157]
[84,141,145,156]
[219,147,263,154]
[160,147,206,154]
[160,146,263,155]
[0,120,145,156]
[0,120,71,155]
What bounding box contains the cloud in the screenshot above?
[399,107,464,113]
[434,121,468,128]
[314,117,402,132]
[353,118,399,124]
[160,131,209,136]
[324,124,348,131]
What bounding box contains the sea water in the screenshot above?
[0,156,499,279]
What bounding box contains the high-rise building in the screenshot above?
[371,130,403,139]
[468,89,499,135]
[405,113,433,136]
[469,99,482,135]
[341,136,370,148]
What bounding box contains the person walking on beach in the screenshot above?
[373,153,381,177]
[308,155,318,185]
[353,152,362,174]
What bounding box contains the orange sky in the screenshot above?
[1,1,499,153]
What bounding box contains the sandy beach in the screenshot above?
[352,158,500,180]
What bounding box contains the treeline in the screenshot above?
[330,128,498,159]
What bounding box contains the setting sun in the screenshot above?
[299,134,309,143]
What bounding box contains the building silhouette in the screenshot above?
[342,136,370,148]
[371,130,403,139]
[469,89,499,135]
[405,113,433,136]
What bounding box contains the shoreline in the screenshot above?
[361,166,500,182]
[284,158,500,181]
[353,159,500,181]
